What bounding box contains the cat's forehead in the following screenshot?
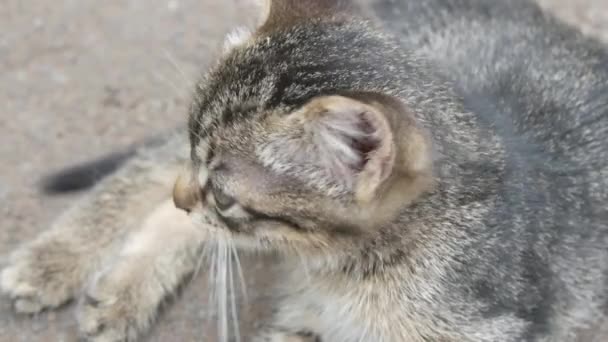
[190,120,251,165]
[187,56,280,153]
[190,120,265,189]
[188,98,264,168]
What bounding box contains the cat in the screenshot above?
[2,0,608,341]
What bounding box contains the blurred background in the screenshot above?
[0,0,607,341]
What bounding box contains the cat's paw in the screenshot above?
[77,264,161,342]
[1,245,82,313]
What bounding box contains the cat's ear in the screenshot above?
[223,1,356,51]
[257,0,355,32]
[272,95,431,202]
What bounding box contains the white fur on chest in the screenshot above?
[274,269,434,342]
[272,260,527,342]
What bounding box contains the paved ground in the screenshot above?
[1,0,607,341]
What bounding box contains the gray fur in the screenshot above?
[2,0,607,341]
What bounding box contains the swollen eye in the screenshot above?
[213,187,236,212]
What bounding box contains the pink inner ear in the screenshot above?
[259,97,391,193]
[350,112,381,170]
[315,109,383,186]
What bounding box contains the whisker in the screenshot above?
[230,242,248,302]
[217,238,229,342]
[193,242,208,279]
[228,239,241,342]
[207,241,218,325]
[188,121,209,143]
[214,239,222,341]
[152,70,189,99]
[188,105,216,143]
[296,249,312,285]
[162,48,196,86]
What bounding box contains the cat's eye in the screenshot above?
[212,186,236,212]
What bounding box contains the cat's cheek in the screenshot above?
[189,207,323,253]
[235,222,323,252]
[189,211,229,237]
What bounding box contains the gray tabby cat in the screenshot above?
[2,0,607,341]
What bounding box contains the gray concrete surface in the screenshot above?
[1,0,607,341]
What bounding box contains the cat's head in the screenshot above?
[173,0,435,255]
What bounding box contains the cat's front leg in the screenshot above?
[1,138,185,314]
[77,199,204,342]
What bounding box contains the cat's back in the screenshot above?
[366,1,608,333]
[369,0,608,226]
[368,0,608,152]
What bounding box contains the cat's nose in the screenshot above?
[173,173,200,213]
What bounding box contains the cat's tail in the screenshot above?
[41,150,136,194]
[41,135,169,194]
